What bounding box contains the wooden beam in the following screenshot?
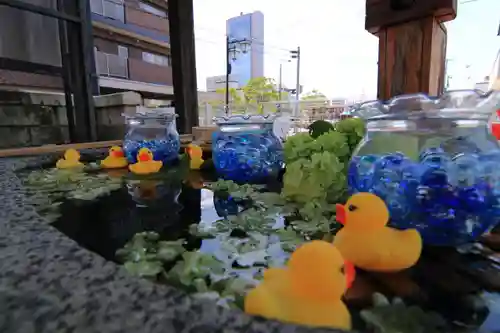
[367,0,456,100]
[168,0,199,134]
[0,135,196,158]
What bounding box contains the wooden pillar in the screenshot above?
[168,0,199,134]
[366,0,457,100]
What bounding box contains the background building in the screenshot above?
[226,11,264,87]
[206,74,239,92]
[0,0,174,102]
[91,0,173,101]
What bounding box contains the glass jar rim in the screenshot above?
[123,107,178,120]
[213,114,277,125]
[350,90,500,121]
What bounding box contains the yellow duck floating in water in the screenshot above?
[186,144,204,170]
[101,146,128,169]
[333,192,422,272]
[56,149,84,169]
[244,240,351,330]
[128,148,163,175]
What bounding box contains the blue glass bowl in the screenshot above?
[212,115,284,183]
[123,111,180,164]
[348,91,500,246]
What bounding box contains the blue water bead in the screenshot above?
[123,137,180,164]
[385,193,410,221]
[348,155,377,193]
[478,151,500,194]
[213,131,283,183]
[371,153,410,196]
[448,153,480,187]
[419,147,445,162]
[457,187,487,213]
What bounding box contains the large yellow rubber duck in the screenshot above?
[333,192,422,272]
[186,144,204,170]
[56,149,84,169]
[101,146,128,169]
[128,148,163,175]
[245,240,351,330]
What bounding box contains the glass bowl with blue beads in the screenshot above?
[347,90,500,246]
[123,108,180,165]
[212,114,284,183]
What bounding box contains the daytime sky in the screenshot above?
[193,0,500,100]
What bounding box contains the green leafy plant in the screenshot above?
[19,168,123,223]
[361,293,447,333]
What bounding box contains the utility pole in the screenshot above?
[225,36,250,115]
[225,36,231,115]
[278,63,283,101]
[291,46,301,116]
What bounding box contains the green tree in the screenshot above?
[242,77,280,113]
[301,89,327,100]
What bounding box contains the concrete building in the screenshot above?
[226,11,264,86]
[206,74,239,92]
[0,0,173,100]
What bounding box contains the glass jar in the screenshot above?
[123,109,180,164]
[348,90,500,246]
[212,115,284,183]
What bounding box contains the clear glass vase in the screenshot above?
[212,115,284,183]
[348,90,500,246]
[123,109,180,164]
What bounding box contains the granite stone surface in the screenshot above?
[0,155,350,333]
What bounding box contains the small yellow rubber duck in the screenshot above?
[186,144,204,170]
[101,146,128,169]
[245,240,351,330]
[333,192,422,272]
[56,149,84,169]
[128,148,163,175]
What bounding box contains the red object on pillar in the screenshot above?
[491,123,500,140]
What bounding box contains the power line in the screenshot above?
[194,24,294,53]
[194,36,292,62]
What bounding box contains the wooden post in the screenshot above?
[366,0,457,100]
[168,0,199,134]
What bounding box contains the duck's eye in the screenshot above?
[340,265,345,274]
[348,205,358,212]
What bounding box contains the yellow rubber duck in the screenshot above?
[245,240,351,330]
[101,146,128,169]
[186,144,204,170]
[333,192,422,272]
[56,149,84,169]
[128,148,163,175]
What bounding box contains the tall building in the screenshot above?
[226,11,264,87]
[0,0,173,101]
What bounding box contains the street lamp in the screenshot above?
[225,37,251,114]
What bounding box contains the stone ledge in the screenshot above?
[94,91,142,108]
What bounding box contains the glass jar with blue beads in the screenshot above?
[123,108,180,164]
[348,90,500,246]
[212,114,284,183]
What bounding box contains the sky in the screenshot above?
[193,0,500,100]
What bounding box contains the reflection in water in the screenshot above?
[126,179,181,207]
[52,177,199,261]
[478,292,500,333]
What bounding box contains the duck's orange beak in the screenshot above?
[138,153,151,162]
[111,150,124,158]
[344,260,356,289]
[336,204,346,225]
[185,147,192,156]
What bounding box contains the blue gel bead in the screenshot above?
[347,146,500,245]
